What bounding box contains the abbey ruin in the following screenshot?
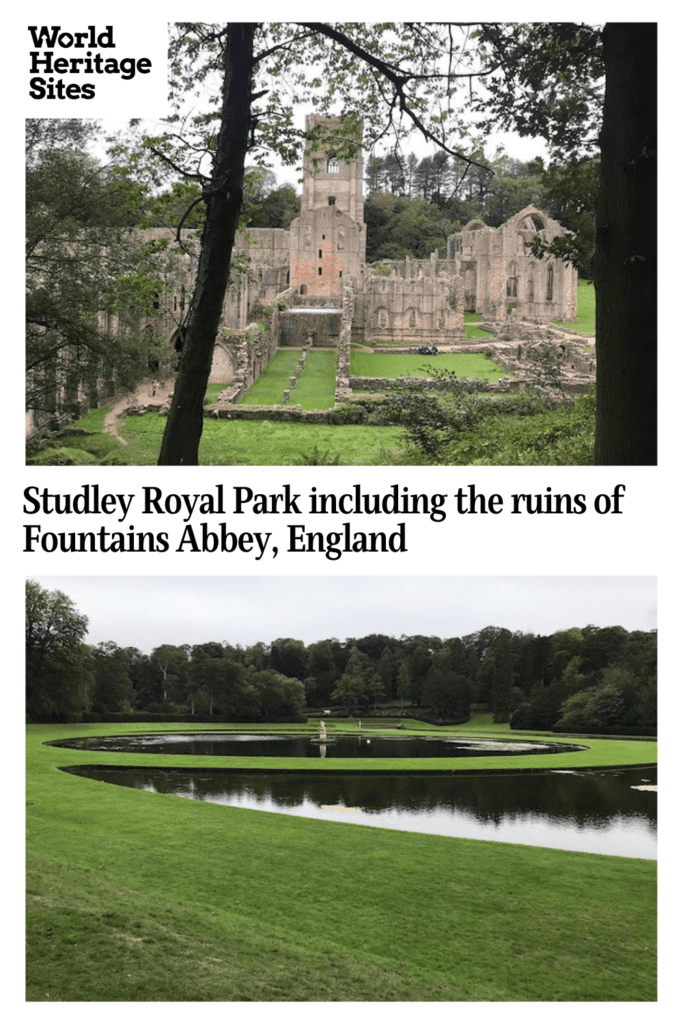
[185,114,582,397]
[27,115,589,434]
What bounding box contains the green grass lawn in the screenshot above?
[464,324,494,339]
[114,413,404,465]
[238,349,301,405]
[29,399,593,466]
[286,349,337,410]
[554,279,596,333]
[26,719,656,1001]
[350,351,509,380]
[203,382,229,405]
[239,349,337,410]
[462,312,494,340]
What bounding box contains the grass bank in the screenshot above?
[27,395,594,466]
[26,721,656,1001]
[116,415,403,465]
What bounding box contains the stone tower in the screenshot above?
[289,114,367,298]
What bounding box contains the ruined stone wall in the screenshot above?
[359,257,465,344]
[279,309,343,347]
[450,206,578,321]
[220,228,290,328]
[134,226,290,337]
[209,316,279,389]
[335,283,355,403]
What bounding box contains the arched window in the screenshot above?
[546,266,554,301]
[507,261,518,298]
[327,157,339,174]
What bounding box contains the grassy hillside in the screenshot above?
[26,720,656,1001]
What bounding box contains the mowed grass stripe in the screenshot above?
[239,349,337,410]
[238,349,301,405]
[290,349,337,410]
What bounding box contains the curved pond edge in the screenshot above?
[60,761,658,779]
[38,724,657,775]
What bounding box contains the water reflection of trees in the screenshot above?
[69,767,656,833]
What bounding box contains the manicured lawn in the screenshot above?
[464,324,494,339]
[238,350,337,410]
[26,720,656,1001]
[462,312,494,340]
[554,279,596,333]
[239,349,301,405]
[287,349,337,410]
[350,351,509,380]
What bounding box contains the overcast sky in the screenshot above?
[93,20,554,193]
[29,577,656,653]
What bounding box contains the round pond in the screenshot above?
[50,732,587,759]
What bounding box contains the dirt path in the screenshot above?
[104,380,173,445]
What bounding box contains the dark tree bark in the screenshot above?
[594,23,657,464]
[155,23,494,465]
[158,24,256,465]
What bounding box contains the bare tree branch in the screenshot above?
[297,22,493,173]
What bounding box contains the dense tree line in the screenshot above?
[25,120,181,422]
[26,582,656,734]
[239,149,598,278]
[363,148,598,277]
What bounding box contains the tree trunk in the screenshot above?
[158,24,255,464]
[594,23,657,464]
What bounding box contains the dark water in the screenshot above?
[62,763,657,859]
[50,732,586,759]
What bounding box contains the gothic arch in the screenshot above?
[462,219,487,232]
[507,260,518,298]
[376,306,390,330]
[513,207,549,234]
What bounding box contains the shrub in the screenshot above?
[27,446,100,466]
[296,445,341,465]
[327,403,367,425]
